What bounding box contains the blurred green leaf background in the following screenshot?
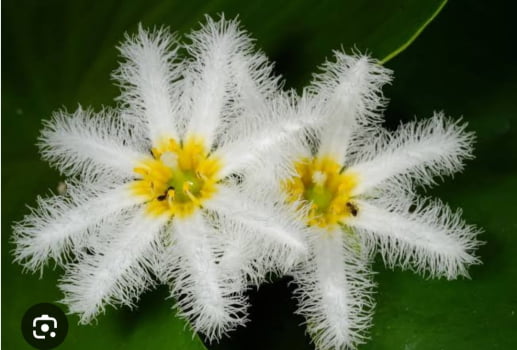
[2,0,516,349]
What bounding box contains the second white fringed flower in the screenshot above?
[243,52,482,349]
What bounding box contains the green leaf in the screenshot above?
[2,1,447,349]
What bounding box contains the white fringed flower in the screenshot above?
[244,52,482,349]
[12,17,310,341]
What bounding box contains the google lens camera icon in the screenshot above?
[32,314,58,339]
[22,303,68,349]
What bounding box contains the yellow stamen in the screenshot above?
[167,189,175,207]
[282,156,359,229]
[133,167,149,176]
[131,136,221,218]
[184,184,200,206]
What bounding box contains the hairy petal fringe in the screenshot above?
[114,24,182,143]
[219,35,283,144]
[162,212,248,341]
[309,52,392,163]
[12,182,144,272]
[184,15,252,148]
[291,230,375,350]
[349,199,481,279]
[216,92,316,178]
[204,186,309,283]
[38,107,147,179]
[348,113,475,194]
[59,209,167,324]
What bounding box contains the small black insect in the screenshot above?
[346,202,358,217]
[156,186,175,201]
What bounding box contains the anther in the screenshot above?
[157,186,175,201]
[346,202,358,217]
[134,167,149,176]
[151,147,160,158]
[196,170,207,181]
[167,189,176,207]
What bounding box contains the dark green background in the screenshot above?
[2,0,516,349]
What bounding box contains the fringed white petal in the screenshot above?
[221,38,283,140]
[216,92,314,178]
[347,113,475,195]
[308,52,392,163]
[183,16,251,147]
[12,182,144,272]
[204,214,265,287]
[212,38,295,176]
[59,208,167,324]
[204,186,309,278]
[38,107,148,179]
[292,230,374,350]
[163,212,248,341]
[348,199,481,279]
[114,25,181,143]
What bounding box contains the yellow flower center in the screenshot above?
[283,156,358,229]
[131,137,221,218]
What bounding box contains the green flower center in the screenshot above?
[167,169,203,203]
[304,184,333,214]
